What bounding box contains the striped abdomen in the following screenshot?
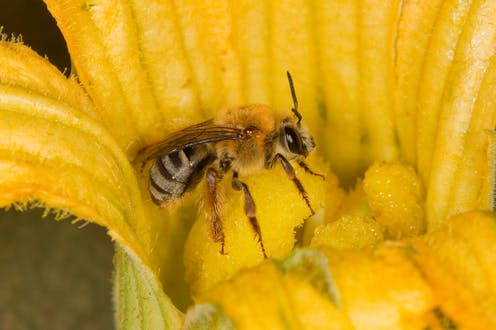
[149,145,215,205]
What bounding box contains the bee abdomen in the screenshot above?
[149,145,214,205]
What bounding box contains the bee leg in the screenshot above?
[297,160,326,180]
[276,154,315,217]
[232,172,268,259]
[206,167,226,255]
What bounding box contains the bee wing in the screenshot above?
[134,119,242,172]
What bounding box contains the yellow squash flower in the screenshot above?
[1,0,496,329]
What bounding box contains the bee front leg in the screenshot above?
[231,172,268,259]
[275,154,315,217]
[206,167,226,255]
[297,160,326,180]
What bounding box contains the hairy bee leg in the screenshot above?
[232,172,268,259]
[276,154,315,217]
[297,160,326,180]
[206,167,226,255]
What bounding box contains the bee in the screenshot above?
[136,72,323,258]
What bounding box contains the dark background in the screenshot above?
[0,1,114,329]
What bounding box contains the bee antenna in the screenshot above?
[286,71,301,125]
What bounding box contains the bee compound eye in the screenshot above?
[284,127,304,155]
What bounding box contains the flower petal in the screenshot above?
[447,54,496,214]
[200,221,496,330]
[312,1,362,185]
[0,41,152,269]
[184,304,235,330]
[44,0,204,154]
[278,248,340,306]
[417,0,473,184]
[422,0,496,229]
[316,1,402,185]
[114,244,184,330]
[0,40,98,120]
[197,249,352,330]
[415,211,496,329]
[393,0,444,164]
[0,40,186,325]
[324,245,435,330]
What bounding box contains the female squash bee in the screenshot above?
[136,72,323,258]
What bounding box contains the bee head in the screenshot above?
[280,71,314,157]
